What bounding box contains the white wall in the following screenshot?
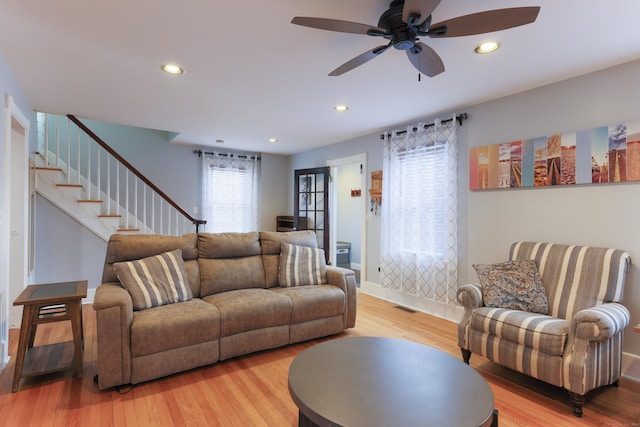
[259,153,290,231]
[290,135,384,282]
[32,117,291,291]
[463,59,640,361]
[0,54,34,368]
[290,58,640,368]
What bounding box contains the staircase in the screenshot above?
[34,113,205,241]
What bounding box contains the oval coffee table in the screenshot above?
[288,337,497,427]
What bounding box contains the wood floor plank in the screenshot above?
[0,291,638,426]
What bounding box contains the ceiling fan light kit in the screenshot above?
[292,0,539,76]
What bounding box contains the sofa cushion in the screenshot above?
[198,232,266,296]
[271,285,345,323]
[198,232,261,258]
[113,249,193,311]
[474,259,549,314]
[278,243,327,287]
[470,307,569,356]
[202,289,292,336]
[101,233,199,292]
[131,298,220,357]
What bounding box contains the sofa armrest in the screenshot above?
[325,266,357,328]
[92,282,134,389]
[93,282,133,312]
[570,303,630,343]
[456,283,483,311]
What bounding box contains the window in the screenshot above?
[201,153,260,232]
[380,118,458,304]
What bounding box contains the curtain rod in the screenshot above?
[194,149,261,160]
[379,112,468,140]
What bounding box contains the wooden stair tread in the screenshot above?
[97,214,122,218]
[56,183,83,188]
[35,167,63,172]
[117,228,140,232]
[77,200,103,203]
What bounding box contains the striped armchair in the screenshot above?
[457,242,631,417]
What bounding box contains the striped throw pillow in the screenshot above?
[278,243,327,287]
[113,249,192,310]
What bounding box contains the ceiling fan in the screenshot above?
[291,0,540,77]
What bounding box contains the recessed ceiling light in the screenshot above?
[334,104,349,112]
[474,41,500,54]
[268,138,278,143]
[162,64,184,75]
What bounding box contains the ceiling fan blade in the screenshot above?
[329,44,391,76]
[428,7,540,38]
[291,17,386,36]
[402,0,442,26]
[406,42,445,77]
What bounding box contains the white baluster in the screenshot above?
[97,148,101,205]
[76,127,81,184]
[116,163,120,216]
[143,184,147,232]
[152,193,156,233]
[106,155,111,214]
[55,115,60,168]
[66,117,71,183]
[125,170,129,228]
[44,113,49,166]
[86,135,91,200]
[134,176,138,230]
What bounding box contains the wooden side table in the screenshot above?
[634,324,640,334]
[12,280,87,392]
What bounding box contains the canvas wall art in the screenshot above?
[469,121,640,190]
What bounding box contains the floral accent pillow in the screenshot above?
[473,259,549,314]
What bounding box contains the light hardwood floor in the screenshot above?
[1,291,638,426]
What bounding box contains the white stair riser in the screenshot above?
[35,170,143,241]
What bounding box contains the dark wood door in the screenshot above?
[294,167,330,263]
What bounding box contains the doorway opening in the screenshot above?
[327,154,367,286]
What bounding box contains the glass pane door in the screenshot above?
[294,167,330,263]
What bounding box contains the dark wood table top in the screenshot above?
[13,281,88,306]
[288,336,495,427]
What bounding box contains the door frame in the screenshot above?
[327,153,367,282]
[2,94,30,368]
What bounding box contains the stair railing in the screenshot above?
[37,112,206,235]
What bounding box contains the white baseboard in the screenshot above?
[350,262,361,271]
[360,280,463,323]
[86,287,95,305]
[622,351,640,383]
[0,342,8,372]
[9,306,22,330]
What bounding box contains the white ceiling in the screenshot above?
[2,1,640,155]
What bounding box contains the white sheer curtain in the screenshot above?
[201,153,260,232]
[380,117,458,304]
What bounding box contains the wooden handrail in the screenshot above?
[67,114,206,230]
